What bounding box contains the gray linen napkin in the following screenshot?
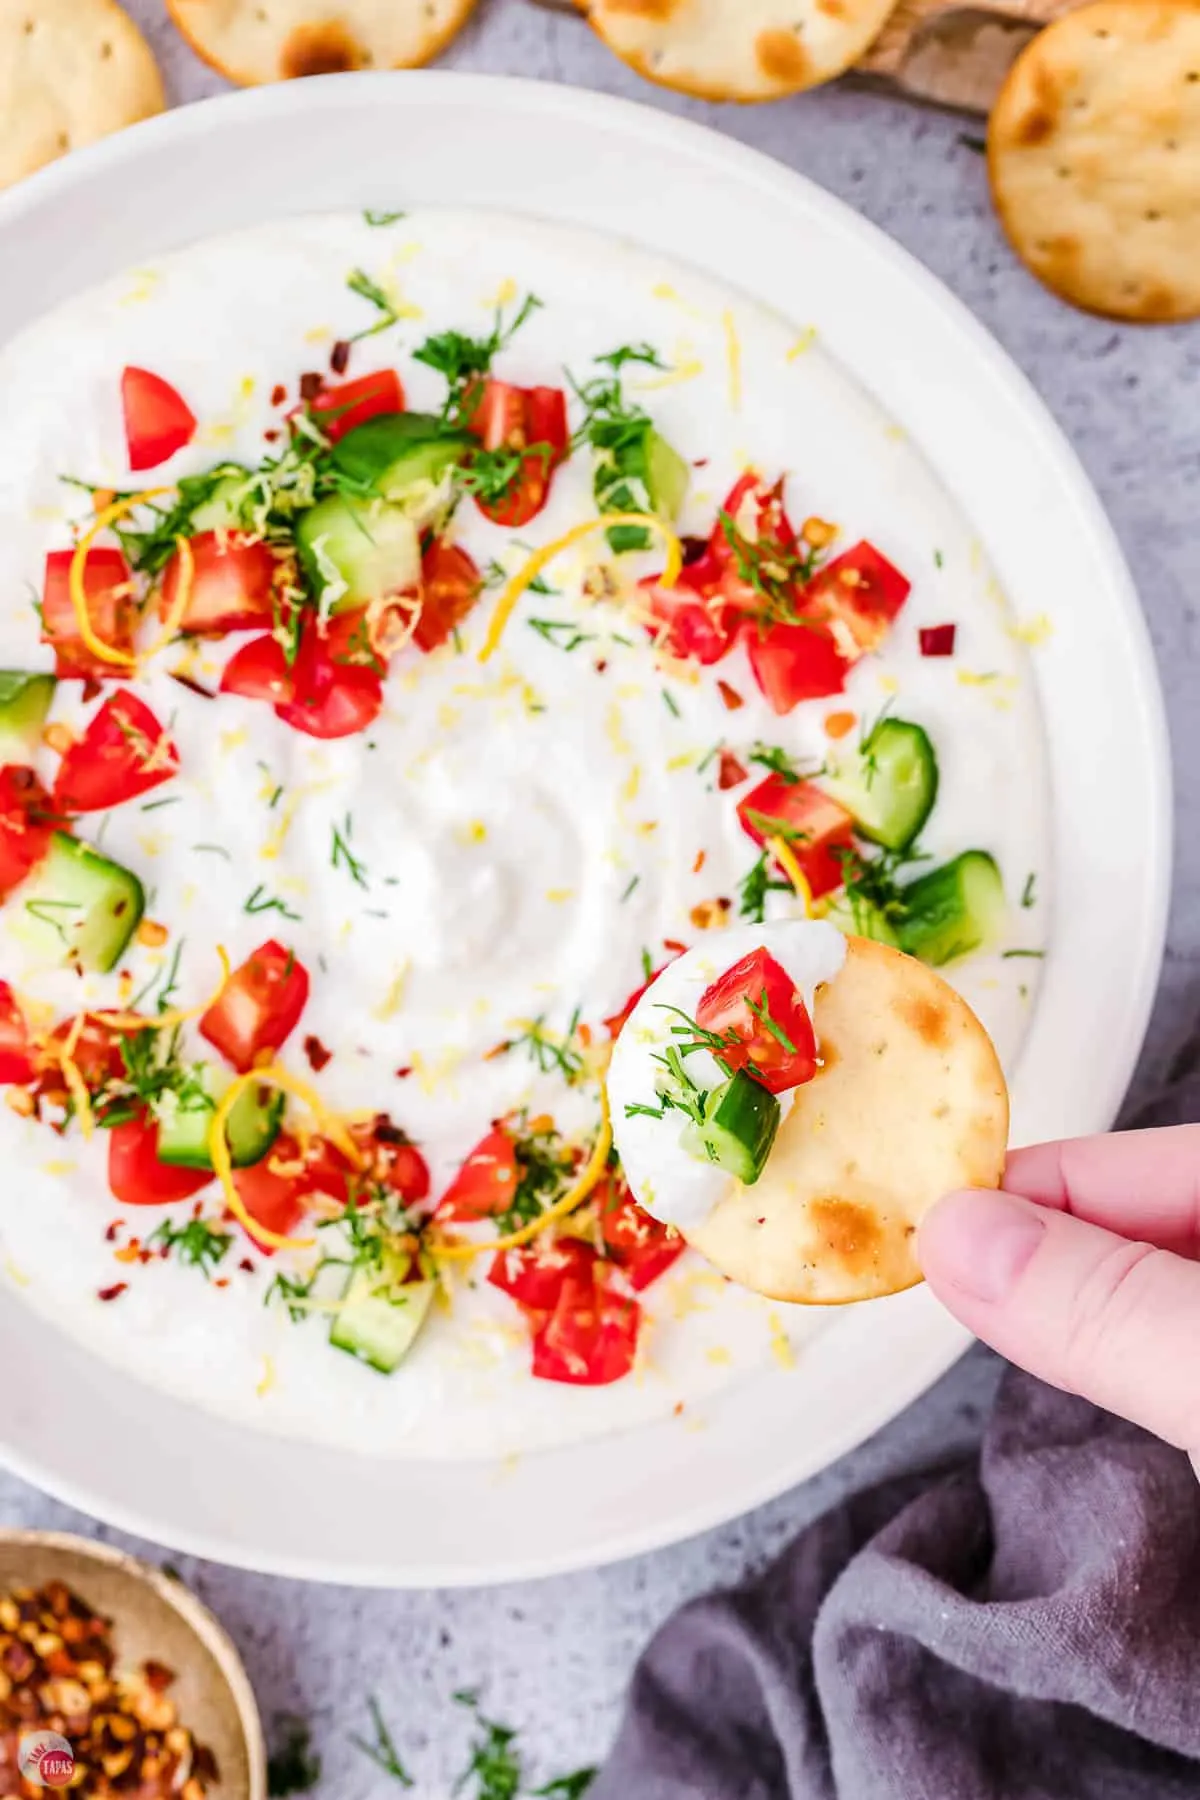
[594,1078,1200,1799]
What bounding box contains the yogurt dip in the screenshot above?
[0,209,1050,1457]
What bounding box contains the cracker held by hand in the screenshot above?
[989,0,1200,322]
[166,0,480,85]
[582,0,901,101]
[0,0,165,193]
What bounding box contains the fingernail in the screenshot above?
[919,1189,1046,1304]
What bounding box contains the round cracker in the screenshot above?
[685,937,1009,1305]
[988,0,1200,322]
[582,0,900,102]
[166,0,479,85]
[0,0,165,193]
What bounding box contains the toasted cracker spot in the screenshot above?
[989,0,1200,321]
[280,20,364,75]
[756,27,810,83]
[0,0,165,192]
[166,0,479,86]
[686,937,1009,1304]
[585,0,898,101]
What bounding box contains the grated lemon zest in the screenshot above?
[208,1064,364,1252]
[256,1355,276,1398]
[768,836,814,919]
[69,488,173,668]
[768,1310,797,1370]
[434,1092,613,1263]
[722,309,743,411]
[787,327,817,361]
[139,535,194,661]
[478,516,682,664]
[89,947,231,1032]
[635,359,704,392]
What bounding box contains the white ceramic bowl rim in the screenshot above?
[0,72,1171,1585]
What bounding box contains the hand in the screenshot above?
[918,1126,1200,1451]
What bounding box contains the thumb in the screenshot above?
[918,1188,1200,1452]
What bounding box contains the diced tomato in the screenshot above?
[309,370,405,444]
[467,379,570,527]
[220,633,294,704]
[436,1125,518,1222]
[200,941,309,1074]
[348,1115,431,1205]
[710,474,799,611]
[737,773,855,900]
[52,691,178,814]
[42,548,137,680]
[488,1237,597,1312]
[805,541,911,659]
[160,532,280,636]
[321,607,384,675]
[415,541,483,653]
[0,983,37,1086]
[598,1181,685,1291]
[42,1015,126,1097]
[532,1261,641,1386]
[0,766,56,899]
[230,1130,349,1251]
[920,623,957,657]
[640,554,734,666]
[697,946,818,1095]
[743,618,850,714]
[121,367,197,472]
[274,619,383,740]
[108,1114,212,1207]
[717,749,748,790]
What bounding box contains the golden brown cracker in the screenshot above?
[166,0,479,86]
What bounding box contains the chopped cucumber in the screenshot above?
[188,468,251,533]
[156,1065,284,1171]
[0,673,56,762]
[331,413,470,509]
[681,1069,781,1186]
[329,1255,434,1374]
[823,891,901,949]
[593,419,689,553]
[823,718,939,852]
[295,494,421,614]
[898,850,1006,967]
[16,832,143,973]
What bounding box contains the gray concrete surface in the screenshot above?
[3,0,1198,1791]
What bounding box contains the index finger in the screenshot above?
[1004,1124,1200,1255]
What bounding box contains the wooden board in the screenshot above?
[526,0,1083,113]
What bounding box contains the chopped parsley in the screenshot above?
[716,503,823,626]
[595,342,666,373]
[490,1117,581,1239]
[620,874,641,903]
[569,368,658,551]
[147,1215,233,1278]
[350,1697,413,1787]
[534,1776,596,1798]
[1002,948,1045,960]
[748,742,801,784]
[413,291,542,421]
[662,688,681,718]
[528,618,592,653]
[738,853,794,923]
[496,1013,586,1085]
[1021,872,1037,909]
[363,209,406,227]
[346,267,403,341]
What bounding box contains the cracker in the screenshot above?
[582,0,901,101]
[988,0,1200,322]
[0,0,165,193]
[685,937,1009,1304]
[166,0,479,85]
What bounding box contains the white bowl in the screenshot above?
[0,73,1170,1584]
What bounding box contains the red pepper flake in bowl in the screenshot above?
[920,623,957,657]
[717,749,748,790]
[303,1035,332,1073]
[716,679,744,711]
[97,1282,127,1303]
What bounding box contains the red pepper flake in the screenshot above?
[716,679,744,712]
[81,677,103,704]
[270,382,287,407]
[717,749,748,791]
[692,458,709,469]
[239,1257,256,1274]
[679,535,710,566]
[664,938,688,955]
[673,1400,685,1416]
[330,339,352,376]
[214,1278,231,1289]
[143,1659,175,1693]
[263,428,281,443]
[920,623,957,657]
[299,371,323,402]
[594,660,608,674]
[97,1282,127,1303]
[303,1034,333,1073]
[693,849,706,874]
[395,1065,413,1080]
[169,670,217,700]
[104,1219,125,1243]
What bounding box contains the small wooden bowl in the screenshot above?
[0,1532,266,1799]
